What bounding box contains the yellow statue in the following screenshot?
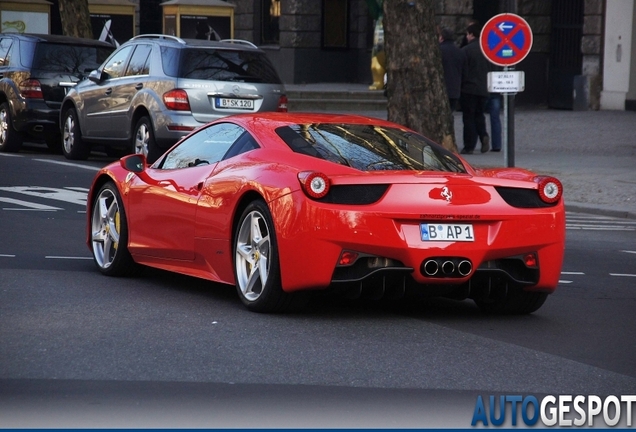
[369,16,385,91]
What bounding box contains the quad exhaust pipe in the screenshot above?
[422,258,472,278]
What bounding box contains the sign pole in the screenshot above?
[507,74,515,167]
[480,13,532,168]
[502,68,508,165]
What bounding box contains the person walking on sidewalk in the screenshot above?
[459,23,490,154]
[438,27,464,113]
[486,93,502,152]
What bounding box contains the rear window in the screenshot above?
[31,42,113,74]
[276,124,467,173]
[160,46,282,84]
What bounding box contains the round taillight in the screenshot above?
[536,176,563,203]
[298,171,330,199]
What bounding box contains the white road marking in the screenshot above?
[620,250,636,255]
[0,254,16,257]
[0,186,87,206]
[559,280,573,284]
[45,256,93,260]
[64,186,90,192]
[609,273,636,278]
[561,271,585,275]
[566,225,635,231]
[33,159,101,171]
[0,197,62,211]
[566,213,636,232]
[0,153,22,158]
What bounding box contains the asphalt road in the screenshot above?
[1,146,635,428]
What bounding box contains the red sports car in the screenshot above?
[87,112,565,314]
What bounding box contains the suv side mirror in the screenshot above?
[88,69,105,83]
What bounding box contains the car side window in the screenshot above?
[125,44,151,76]
[102,45,133,79]
[0,38,13,67]
[160,123,250,170]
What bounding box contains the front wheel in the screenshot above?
[132,116,160,163]
[90,182,139,276]
[0,101,23,152]
[62,108,90,160]
[233,200,299,313]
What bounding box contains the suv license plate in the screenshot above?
[420,223,474,242]
[215,98,254,110]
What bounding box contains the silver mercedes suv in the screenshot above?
[60,34,287,162]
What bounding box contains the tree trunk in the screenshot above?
[58,0,93,39]
[383,1,457,152]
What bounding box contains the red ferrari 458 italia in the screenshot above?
[87,112,565,314]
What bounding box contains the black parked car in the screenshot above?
[0,33,114,153]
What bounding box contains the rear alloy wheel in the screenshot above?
[474,288,548,315]
[90,182,139,276]
[133,116,160,163]
[234,200,298,313]
[0,101,23,152]
[62,108,90,160]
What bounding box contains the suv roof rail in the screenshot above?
[132,34,186,44]
[219,39,258,49]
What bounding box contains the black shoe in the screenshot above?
[460,148,473,154]
[480,135,490,153]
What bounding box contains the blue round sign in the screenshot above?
[480,13,533,66]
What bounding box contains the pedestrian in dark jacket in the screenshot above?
[438,27,464,112]
[460,23,490,154]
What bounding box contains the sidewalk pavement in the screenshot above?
[286,83,636,219]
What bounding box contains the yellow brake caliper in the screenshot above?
[114,211,120,250]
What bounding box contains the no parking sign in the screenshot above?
[480,13,533,67]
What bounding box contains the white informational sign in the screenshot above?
[0,11,49,34]
[488,71,525,93]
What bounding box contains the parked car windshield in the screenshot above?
[276,124,467,173]
[160,46,282,84]
[31,42,113,74]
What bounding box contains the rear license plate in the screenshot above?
[420,223,474,242]
[215,98,254,110]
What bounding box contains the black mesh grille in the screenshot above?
[495,187,557,208]
[317,184,389,205]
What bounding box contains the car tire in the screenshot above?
[90,182,140,277]
[474,288,548,315]
[0,101,23,153]
[233,200,301,313]
[133,116,160,163]
[62,108,90,160]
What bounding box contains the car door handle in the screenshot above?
[105,88,112,95]
[135,83,143,90]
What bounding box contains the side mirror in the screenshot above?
[88,69,104,83]
[120,154,146,173]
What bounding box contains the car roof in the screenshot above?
[228,112,405,129]
[0,32,114,48]
[127,34,261,51]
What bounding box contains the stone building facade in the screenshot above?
[218,0,619,109]
[46,0,635,110]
